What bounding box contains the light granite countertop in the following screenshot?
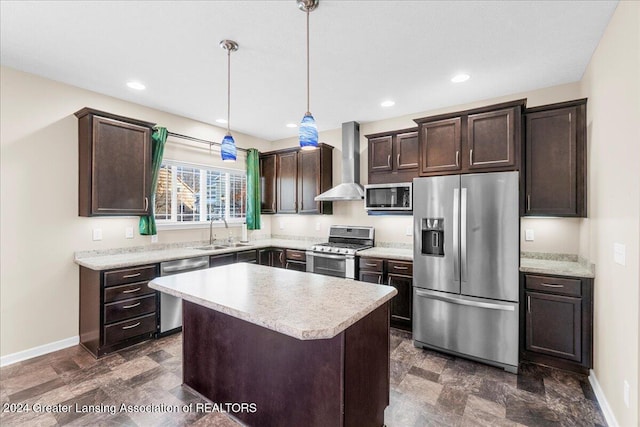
[149,263,397,340]
[520,257,595,279]
[358,247,413,261]
[74,238,319,270]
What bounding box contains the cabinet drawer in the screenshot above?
[104,265,157,287]
[525,275,582,297]
[285,260,307,272]
[104,294,156,324]
[359,258,384,272]
[104,281,154,303]
[103,313,156,346]
[286,249,307,261]
[388,260,413,276]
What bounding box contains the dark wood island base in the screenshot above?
[182,300,391,427]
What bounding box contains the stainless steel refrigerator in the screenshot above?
[413,171,519,373]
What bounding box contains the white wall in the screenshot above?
[579,2,640,425]
[0,67,272,357]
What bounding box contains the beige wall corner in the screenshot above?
[579,1,640,425]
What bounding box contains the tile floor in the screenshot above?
[0,329,606,426]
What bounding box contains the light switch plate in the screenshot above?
[315,222,321,231]
[125,227,134,239]
[614,243,626,266]
[525,229,535,241]
[151,235,158,243]
[405,226,412,236]
[92,228,102,241]
[279,221,284,230]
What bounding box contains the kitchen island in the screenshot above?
[149,263,397,427]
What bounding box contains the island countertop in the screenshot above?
[149,263,397,340]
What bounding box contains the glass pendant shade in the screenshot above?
[221,133,237,162]
[299,113,318,150]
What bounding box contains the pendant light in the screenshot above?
[220,39,238,162]
[297,0,319,150]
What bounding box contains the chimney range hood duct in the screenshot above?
[314,121,365,201]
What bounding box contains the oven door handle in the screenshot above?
[307,252,350,260]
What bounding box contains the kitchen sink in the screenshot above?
[192,242,252,250]
[193,245,229,250]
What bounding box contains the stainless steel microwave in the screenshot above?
[364,182,412,211]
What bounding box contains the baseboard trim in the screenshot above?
[0,336,79,367]
[589,369,619,427]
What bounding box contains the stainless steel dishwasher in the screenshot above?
[158,256,209,336]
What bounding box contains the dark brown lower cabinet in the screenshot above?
[358,257,412,331]
[521,273,593,374]
[259,248,286,268]
[209,253,236,267]
[80,264,158,358]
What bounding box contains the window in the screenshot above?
[155,161,246,224]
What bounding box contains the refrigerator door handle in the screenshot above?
[461,187,468,283]
[415,289,515,311]
[453,188,460,281]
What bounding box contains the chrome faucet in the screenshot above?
[209,216,229,245]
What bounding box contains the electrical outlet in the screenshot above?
[125,227,134,239]
[92,228,102,241]
[614,243,626,266]
[405,226,412,236]
[279,221,284,230]
[315,222,321,231]
[624,380,630,408]
[151,235,158,243]
[525,229,535,241]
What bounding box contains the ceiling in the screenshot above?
[1,1,617,142]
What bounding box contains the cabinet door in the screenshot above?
[91,116,151,215]
[359,271,383,285]
[526,291,581,362]
[396,132,419,171]
[210,254,236,267]
[258,249,272,266]
[419,117,462,174]
[277,152,298,213]
[272,249,285,269]
[260,154,277,214]
[369,136,394,172]
[388,274,412,325]
[298,149,321,214]
[467,107,517,170]
[525,105,585,216]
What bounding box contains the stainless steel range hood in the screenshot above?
[314,121,365,201]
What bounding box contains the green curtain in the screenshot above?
[246,148,261,230]
[139,127,168,235]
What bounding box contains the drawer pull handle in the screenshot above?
[122,302,141,309]
[393,266,409,270]
[541,283,564,288]
[122,322,141,330]
[122,273,142,279]
[365,262,377,267]
[122,287,141,294]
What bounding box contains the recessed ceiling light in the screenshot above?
[381,100,395,107]
[216,118,228,124]
[286,123,297,128]
[451,73,470,83]
[126,81,146,90]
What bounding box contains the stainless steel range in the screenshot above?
[306,225,374,279]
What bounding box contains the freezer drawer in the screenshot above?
[413,288,518,371]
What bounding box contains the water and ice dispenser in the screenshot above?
[421,218,444,256]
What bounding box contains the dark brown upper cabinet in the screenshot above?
[467,107,517,170]
[524,99,587,217]
[418,118,462,175]
[276,151,298,213]
[261,144,333,215]
[260,154,277,214]
[366,128,419,184]
[415,99,525,177]
[75,108,154,217]
[298,144,333,214]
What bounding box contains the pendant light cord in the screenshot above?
[227,48,231,134]
[306,8,310,115]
